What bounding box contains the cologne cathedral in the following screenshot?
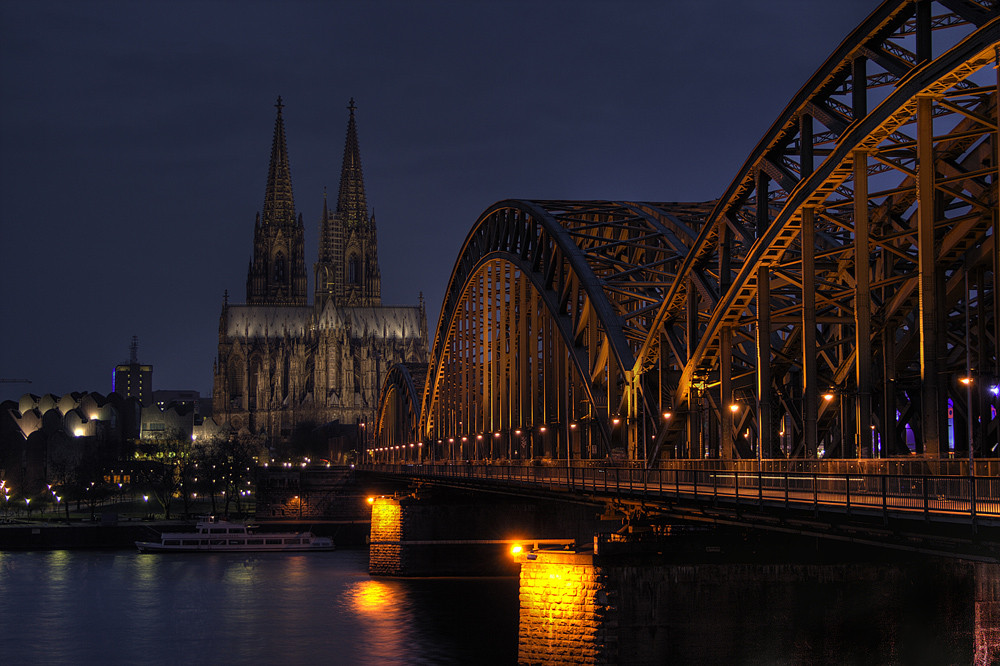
[212,98,429,443]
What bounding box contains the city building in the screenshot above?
[212,98,429,444]
[112,337,152,406]
[1,391,229,495]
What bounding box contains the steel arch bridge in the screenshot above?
[375,0,1000,469]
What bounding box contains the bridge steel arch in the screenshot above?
[373,363,427,462]
[375,0,1000,467]
[406,200,712,464]
[634,1,1000,463]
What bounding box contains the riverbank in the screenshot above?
[0,517,371,550]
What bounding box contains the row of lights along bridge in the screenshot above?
[368,373,999,464]
[367,413,680,463]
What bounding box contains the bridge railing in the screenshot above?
[361,461,1000,525]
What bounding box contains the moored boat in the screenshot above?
[135,516,334,553]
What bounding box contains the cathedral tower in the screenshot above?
[315,99,382,308]
[247,96,308,305]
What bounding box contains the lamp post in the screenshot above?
[728,403,740,461]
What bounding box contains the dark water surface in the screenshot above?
[0,549,992,665]
[0,549,518,665]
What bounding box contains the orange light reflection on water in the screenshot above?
[345,578,415,662]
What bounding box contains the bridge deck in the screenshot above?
[362,462,1000,560]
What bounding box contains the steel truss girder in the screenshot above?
[640,2,1000,461]
[418,200,711,459]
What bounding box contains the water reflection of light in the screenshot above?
[45,550,70,585]
[133,550,157,586]
[282,554,307,583]
[351,579,397,615]
[346,579,416,663]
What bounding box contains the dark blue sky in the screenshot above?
[0,0,874,403]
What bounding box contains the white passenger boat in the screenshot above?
[135,516,334,553]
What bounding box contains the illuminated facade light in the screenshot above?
[729,404,739,413]
[960,377,973,386]
[663,412,672,419]
[823,393,835,401]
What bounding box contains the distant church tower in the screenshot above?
[246,96,308,305]
[315,99,382,308]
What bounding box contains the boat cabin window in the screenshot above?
[164,540,180,546]
[265,538,282,545]
[228,528,244,534]
[247,539,264,545]
[284,538,301,545]
[182,540,199,546]
[228,540,244,545]
[210,528,227,534]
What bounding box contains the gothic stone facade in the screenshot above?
[213,98,428,442]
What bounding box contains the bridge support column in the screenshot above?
[756,170,773,460]
[917,95,942,457]
[854,150,872,458]
[686,287,701,459]
[802,207,819,458]
[757,265,773,460]
[994,52,1000,459]
[720,326,735,459]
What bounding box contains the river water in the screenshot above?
[0,549,518,665]
[0,548,992,665]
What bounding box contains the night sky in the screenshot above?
[1,0,875,404]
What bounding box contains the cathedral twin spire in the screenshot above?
[246,96,307,306]
[246,96,381,309]
[316,98,382,308]
[261,96,297,228]
[335,99,368,227]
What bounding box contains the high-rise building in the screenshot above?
[113,336,152,406]
[212,98,428,442]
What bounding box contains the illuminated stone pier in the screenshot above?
[517,550,609,665]
[368,494,597,576]
[516,546,1000,665]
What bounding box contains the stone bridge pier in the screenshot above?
[516,546,1000,665]
[367,491,602,577]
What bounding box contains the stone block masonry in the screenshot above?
[366,492,600,576]
[517,551,613,665]
[368,498,403,575]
